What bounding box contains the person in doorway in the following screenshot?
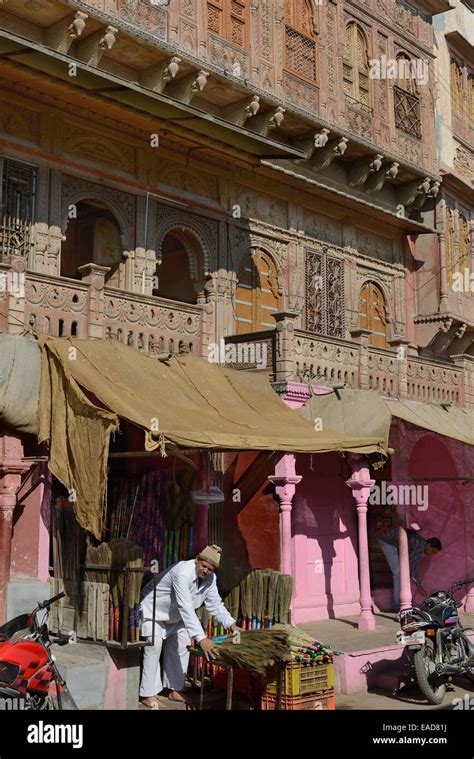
[139,545,241,708]
[377,526,442,613]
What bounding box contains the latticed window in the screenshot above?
[394,54,421,139]
[207,0,247,48]
[234,249,281,334]
[0,158,36,259]
[450,58,464,118]
[305,249,344,338]
[343,22,370,109]
[284,0,318,83]
[357,282,388,349]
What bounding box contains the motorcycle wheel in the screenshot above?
[414,639,446,705]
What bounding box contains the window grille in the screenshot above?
[305,249,344,338]
[394,86,421,138]
[0,158,36,259]
[285,26,317,82]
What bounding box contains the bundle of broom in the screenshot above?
[85,539,143,642]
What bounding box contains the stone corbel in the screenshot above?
[248,106,286,137]
[220,94,260,127]
[348,154,384,188]
[74,25,118,66]
[292,128,331,163]
[364,161,399,194]
[166,70,209,105]
[397,177,440,212]
[45,10,89,53]
[304,136,348,172]
[140,56,182,93]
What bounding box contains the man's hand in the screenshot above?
[230,624,243,633]
[199,637,218,661]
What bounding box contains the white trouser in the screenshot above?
[139,620,191,697]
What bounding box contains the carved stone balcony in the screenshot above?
[0,264,203,357]
[222,326,472,409]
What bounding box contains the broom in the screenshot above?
[255,571,265,630]
[267,570,279,628]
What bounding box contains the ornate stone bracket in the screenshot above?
[248,106,286,137]
[221,95,261,127]
[45,11,89,53]
[364,161,399,194]
[166,70,209,105]
[304,136,348,172]
[348,154,384,188]
[397,177,440,212]
[74,25,118,66]
[140,56,182,93]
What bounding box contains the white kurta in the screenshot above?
[139,560,235,697]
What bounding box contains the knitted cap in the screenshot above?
[197,545,222,568]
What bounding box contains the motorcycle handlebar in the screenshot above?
[38,591,65,610]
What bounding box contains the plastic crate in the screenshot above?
[260,689,335,711]
[265,661,334,696]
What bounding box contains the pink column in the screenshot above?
[0,430,27,624]
[268,453,302,576]
[398,523,412,611]
[346,455,376,630]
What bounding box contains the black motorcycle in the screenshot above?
[398,578,474,704]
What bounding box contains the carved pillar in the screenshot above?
[389,337,411,399]
[438,199,449,311]
[346,454,376,630]
[274,311,298,382]
[268,453,302,576]
[350,328,371,390]
[398,522,412,612]
[2,256,26,335]
[0,430,28,624]
[78,263,110,340]
[451,354,474,410]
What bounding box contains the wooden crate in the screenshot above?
[49,577,109,642]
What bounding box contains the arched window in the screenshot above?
[155,231,203,305]
[357,282,388,349]
[284,0,318,83]
[61,200,123,287]
[234,249,281,334]
[343,22,370,108]
[445,206,455,279]
[207,0,247,48]
[394,53,421,138]
[450,57,464,118]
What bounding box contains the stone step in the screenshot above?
[53,648,107,710]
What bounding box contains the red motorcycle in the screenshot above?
[0,591,78,710]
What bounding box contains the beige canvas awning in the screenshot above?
[38,337,386,537]
[299,389,474,449]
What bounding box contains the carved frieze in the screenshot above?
[396,132,422,166]
[346,106,373,141]
[260,0,273,60]
[209,35,249,75]
[62,129,136,174]
[158,161,218,200]
[235,187,288,228]
[301,211,342,247]
[283,73,319,113]
[0,102,39,144]
[118,0,167,36]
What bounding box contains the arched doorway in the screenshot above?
[61,200,124,287]
[154,230,205,304]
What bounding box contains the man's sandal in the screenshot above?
[168,690,186,703]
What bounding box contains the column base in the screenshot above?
[358,609,376,631]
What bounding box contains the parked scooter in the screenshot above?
[397,578,474,704]
[0,591,78,710]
